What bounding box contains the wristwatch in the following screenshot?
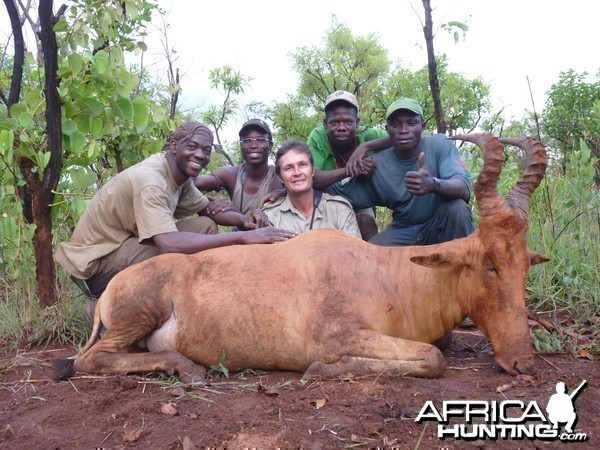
[432,177,442,193]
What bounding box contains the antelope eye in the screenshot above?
[484,263,498,275]
[483,257,498,274]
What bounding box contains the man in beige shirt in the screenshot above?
[55,121,295,300]
[262,140,361,239]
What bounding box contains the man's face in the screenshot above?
[323,104,359,148]
[385,110,424,153]
[278,149,315,195]
[240,128,272,165]
[170,134,213,182]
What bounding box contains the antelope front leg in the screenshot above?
[303,331,446,379]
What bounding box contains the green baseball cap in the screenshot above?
[386,97,424,119]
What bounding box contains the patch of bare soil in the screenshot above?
[0,328,597,449]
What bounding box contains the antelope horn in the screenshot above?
[450,133,508,218]
[499,137,547,216]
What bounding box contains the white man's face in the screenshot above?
[278,149,315,195]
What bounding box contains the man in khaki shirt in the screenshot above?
[262,140,361,239]
[55,121,296,300]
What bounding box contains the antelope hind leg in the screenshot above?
[303,331,446,379]
[74,334,206,383]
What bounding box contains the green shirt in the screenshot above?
[307,125,388,171]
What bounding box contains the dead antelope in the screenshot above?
[56,133,548,382]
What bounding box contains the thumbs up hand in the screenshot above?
[405,152,434,195]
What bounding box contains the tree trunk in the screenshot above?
[422,0,447,134]
[25,0,64,307]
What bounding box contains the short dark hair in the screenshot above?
[274,139,314,175]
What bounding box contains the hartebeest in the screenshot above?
[57,134,548,382]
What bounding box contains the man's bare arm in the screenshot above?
[152,227,296,254]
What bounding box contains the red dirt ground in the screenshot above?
[1,327,597,449]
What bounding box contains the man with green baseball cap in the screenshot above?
[329,96,474,246]
[385,97,424,118]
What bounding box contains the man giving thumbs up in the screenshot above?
[329,97,474,246]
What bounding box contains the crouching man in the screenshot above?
[55,121,296,309]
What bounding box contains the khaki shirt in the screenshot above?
[55,153,210,279]
[262,192,361,239]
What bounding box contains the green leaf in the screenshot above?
[91,117,104,138]
[149,140,164,155]
[70,198,91,218]
[87,139,98,158]
[53,17,69,32]
[109,46,124,66]
[38,151,51,169]
[57,85,69,98]
[0,129,14,153]
[579,139,590,161]
[70,167,97,189]
[9,103,26,118]
[116,70,138,97]
[18,112,33,128]
[62,119,78,136]
[1,217,17,244]
[137,41,148,51]
[75,116,90,133]
[0,129,14,161]
[81,97,102,117]
[132,97,149,131]
[152,106,165,123]
[81,97,103,117]
[447,21,469,32]
[68,53,84,75]
[94,50,109,74]
[24,89,44,109]
[125,0,140,19]
[70,131,86,153]
[114,97,134,121]
[63,102,74,119]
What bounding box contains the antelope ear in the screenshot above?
[410,252,463,269]
[529,251,550,266]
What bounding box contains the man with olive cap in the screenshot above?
[329,97,474,247]
[55,121,296,306]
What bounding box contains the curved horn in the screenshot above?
[450,133,507,218]
[499,137,547,216]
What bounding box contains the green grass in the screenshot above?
[0,272,89,350]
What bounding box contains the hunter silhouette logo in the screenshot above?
[416,379,588,442]
[546,380,587,433]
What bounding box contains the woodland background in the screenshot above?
[0,0,598,357]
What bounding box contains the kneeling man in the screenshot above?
[263,140,361,238]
